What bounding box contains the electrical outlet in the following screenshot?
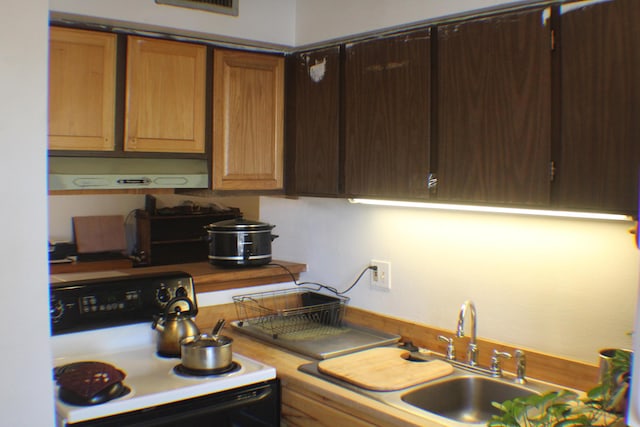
[370,260,391,291]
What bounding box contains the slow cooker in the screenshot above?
[205,218,277,267]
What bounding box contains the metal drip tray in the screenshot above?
[230,320,400,359]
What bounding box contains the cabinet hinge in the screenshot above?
[549,161,556,182]
[550,29,556,51]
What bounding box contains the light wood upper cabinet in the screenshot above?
[125,36,206,153]
[213,49,284,190]
[48,27,116,151]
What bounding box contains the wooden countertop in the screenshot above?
[227,330,447,427]
[219,323,596,426]
[196,303,598,394]
[49,260,307,293]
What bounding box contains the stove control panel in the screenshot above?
[50,271,196,335]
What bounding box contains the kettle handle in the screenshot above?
[164,296,197,318]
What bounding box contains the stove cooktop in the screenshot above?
[52,328,275,425]
[49,272,277,426]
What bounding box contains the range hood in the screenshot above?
[48,157,209,190]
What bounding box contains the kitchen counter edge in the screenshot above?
[50,260,307,293]
[228,330,445,427]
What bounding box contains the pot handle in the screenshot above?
[271,234,279,241]
[151,314,161,330]
[164,296,197,318]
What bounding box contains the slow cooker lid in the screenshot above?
[206,218,274,231]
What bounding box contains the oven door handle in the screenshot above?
[123,384,275,427]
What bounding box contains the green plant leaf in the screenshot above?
[488,418,521,427]
[552,414,592,426]
[587,383,606,399]
[488,366,630,427]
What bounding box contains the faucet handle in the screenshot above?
[490,349,512,377]
[514,349,526,384]
[437,335,456,360]
[468,343,479,366]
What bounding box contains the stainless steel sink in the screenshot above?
[299,352,557,426]
[400,375,537,424]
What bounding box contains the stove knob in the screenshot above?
[50,297,65,323]
[175,286,187,298]
[156,287,172,304]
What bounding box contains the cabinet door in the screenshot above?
[48,27,116,151]
[213,49,284,190]
[436,9,552,206]
[125,36,206,153]
[344,30,432,199]
[281,385,376,427]
[287,46,341,196]
[554,0,640,214]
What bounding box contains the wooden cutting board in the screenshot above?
[317,347,454,391]
[73,215,127,254]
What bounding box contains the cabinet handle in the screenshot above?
[426,173,438,189]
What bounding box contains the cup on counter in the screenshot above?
[598,348,631,391]
[598,348,632,414]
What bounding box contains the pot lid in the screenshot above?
[205,218,275,231]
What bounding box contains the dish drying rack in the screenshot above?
[233,288,349,339]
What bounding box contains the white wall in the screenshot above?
[50,0,297,46]
[295,0,527,44]
[43,0,637,370]
[50,0,532,47]
[261,196,638,364]
[48,194,260,243]
[287,0,639,364]
[1,1,55,426]
[49,195,145,242]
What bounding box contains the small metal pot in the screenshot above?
[205,218,278,267]
[180,334,233,371]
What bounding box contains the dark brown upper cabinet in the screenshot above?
[435,8,552,207]
[344,30,432,199]
[553,0,640,215]
[287,46,341,196]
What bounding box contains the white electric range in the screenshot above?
[50,271,278,427]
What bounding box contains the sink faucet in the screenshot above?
[456,300,478,366]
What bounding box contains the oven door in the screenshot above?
[64,380,280,427]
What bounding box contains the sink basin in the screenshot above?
[401,375,537,424]
[298,355,556,425]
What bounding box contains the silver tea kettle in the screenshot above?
[151,296,200,357]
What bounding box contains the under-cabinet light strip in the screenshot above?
[348,198,632,221]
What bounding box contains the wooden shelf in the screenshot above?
[154,260,307,293]
[49,260,307,294]
[49,258,133,274]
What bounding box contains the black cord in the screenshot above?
[337,265,376,295]
[268,262,377,297]
[268,262,299,284]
